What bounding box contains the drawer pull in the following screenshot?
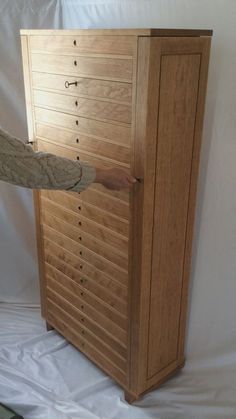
[76,138,79,143]
[74,60,77,66]
[78,206,81,210]
[76,156,80,160]
[76,120,79,125]
[64,81,78,88]
[78,221,82,226]
[73,40,76,46]
[80,264,83,269]
[79,251,82,255]
[79,237,82,241]
[75,100,78,106]
[80,292,84,296]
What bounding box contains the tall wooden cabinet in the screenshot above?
[20,29,212,402]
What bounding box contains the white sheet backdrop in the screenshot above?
[0,0,236,417]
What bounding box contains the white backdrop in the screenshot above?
[0,1,236,415]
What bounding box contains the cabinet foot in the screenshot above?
[46,321,54,331]
[124,391,140,404]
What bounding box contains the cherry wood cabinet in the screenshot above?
[21,28,212,402]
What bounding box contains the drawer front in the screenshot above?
[45,263,127,332]
[30,35,135,56]
[41,197,128,252]
[33,90,132,124]
[42,218,128,286]
[46,301,127,384]
[46,291,126,372]
[35,123,130,165]
[67,189,129,220]
[41,189,129,238]
[43,232,128,294]
[46,289,127,359]
[44,239,127,314]
[42,210,128,270]
[31,54,133,82]
[32,73,132,104]
[34,107,131,146]
[36,139,130,202]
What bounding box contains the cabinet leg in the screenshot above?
[46,321,54,331]
[124,391,140,404]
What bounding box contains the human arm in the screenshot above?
[0,127,136,191]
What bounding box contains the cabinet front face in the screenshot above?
[21,33,138,387]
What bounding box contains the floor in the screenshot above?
[0,303,235,419]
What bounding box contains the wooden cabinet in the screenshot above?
[20,28,212,402]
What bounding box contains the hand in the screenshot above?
[95,168,137,190]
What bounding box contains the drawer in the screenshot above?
[33,90,132,125]
[36,139,130,202]
[41,189,129,237]
[46,295,126,372]
[35,107,131,146]
[46,265,127,331]
[36,123,130,165]
[43,218,128,274]
[41,197,128,252]
[68,189,129,220]
[32,73,132,104]
[46,307,127,384]
[30,35,135,56]
[44,241,127,313]
[42,221,129,286]
[43,217,128,272]
[46,289,127,358]
[31,54,133,82]
[43,233,128,295]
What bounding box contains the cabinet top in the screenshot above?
[20,28,213,37]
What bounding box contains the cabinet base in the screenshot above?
[46,321,54,331]
[124,360,185,404]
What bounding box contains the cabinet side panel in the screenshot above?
[147,54,201,378]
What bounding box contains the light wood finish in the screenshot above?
[42,221,128,285]
[41,196,128,252]
[34,107,131,146]
[33,90,132,124]
[41,189,129,237]
[32,73,132,103]
[29,35,136,56]
[21,28,213,36]
[46,268,127,342]
[36,123,130,164]
[31,54,133,82]
[46,289,127,357]
[21,29,212,402]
